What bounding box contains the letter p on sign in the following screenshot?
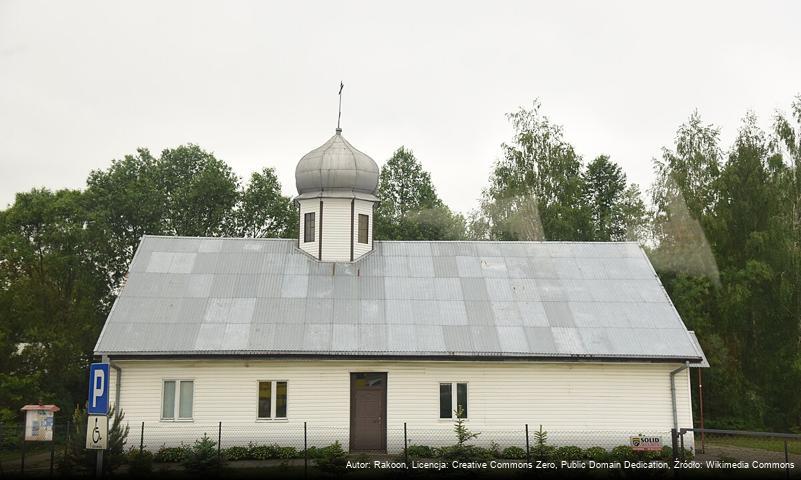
[87,363,110,415]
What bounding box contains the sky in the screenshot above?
[1,0,799,214]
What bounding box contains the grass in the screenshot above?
[698,435,801,455]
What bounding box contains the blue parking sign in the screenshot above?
[87,363,109,415]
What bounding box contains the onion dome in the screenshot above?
[295,129,379,199]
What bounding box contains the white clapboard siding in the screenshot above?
[319,198,352,262]
[110,359,692,452]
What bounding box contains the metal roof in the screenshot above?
[94,236,705,363]
[295,130,379,198]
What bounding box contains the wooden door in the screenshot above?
[350,372,386,451]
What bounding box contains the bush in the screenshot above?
[154,445,190,463]
[275,446,299,459]
[501,446,527,459]
[223,445,250,461]
[59,405,130,476]
[182,433,224,474]
[126,447,153,475]
[610,445,634,462]
[407,444,435,458]
[315,441,348,476]
[583,447,609,462]
[555,446,584,463]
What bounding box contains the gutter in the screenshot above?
[670,361,690,432]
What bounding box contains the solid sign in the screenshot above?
[87,363,110,415]
[86,415,108,450]
[630,435,663,451]
[24,410,55,441]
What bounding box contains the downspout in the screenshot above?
[670,362,690,433]
[110,360,122,411]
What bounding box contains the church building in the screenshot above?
[93,126,706,452]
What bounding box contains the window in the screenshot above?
[162,380,193,420]
[258,381,288,419]
[439,382,468,419]
[303,212,315,243]
[358,214,369,244]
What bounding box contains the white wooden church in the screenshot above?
[93,126,707,452]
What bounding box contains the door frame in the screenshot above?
[349,372,387,452]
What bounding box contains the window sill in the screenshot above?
[256,418,289,423]
[438,418,468,422]
[160,419,194,423]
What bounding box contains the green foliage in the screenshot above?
[554,445,584,462]
[126,447,154,475]
[59,405,129,475]
[530,425,555,461]
[315,440,348,475]
[223,445,250,461]
[375,146,466,240]
[610,445,634,462]
[181,433,224,474]
[583,446,609,462]
[474,101,647,242]
[154,444,190,463]
[406,444,435,458]
[500,446,527,459]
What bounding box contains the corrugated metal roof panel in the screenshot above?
[95,237,704,362]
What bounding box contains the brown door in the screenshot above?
[350,372,387,451]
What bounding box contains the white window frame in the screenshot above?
[256,380,289,421]
[160,379,194,422]
[438,381,469,420]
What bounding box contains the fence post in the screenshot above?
[49,423,55,477]
[785,440,789,480]
[403,422,408,467]
[21,434,26,476]
[217,422,222,462]
[140,422,144,454]
[671,428,678,463]
[64,418,71,459]
[525,424,530,464]
[304,422,308,480]
[679,432,685,462]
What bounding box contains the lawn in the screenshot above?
[698,435,801,455]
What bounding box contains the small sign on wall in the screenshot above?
[630,435,663,451]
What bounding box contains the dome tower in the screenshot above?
[294,128,379,262]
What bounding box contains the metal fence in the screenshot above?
[676,428,801,478]
[2,421,800,476]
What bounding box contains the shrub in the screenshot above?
[182,433,225,474]
[154,445,190,463]
[407,444,435,458]
[59,405,130,476]
[555,446,584,463]
[610,445,634,462]
[275,446,299,459]
[223,445,250,461]
[501,446,527,460]
[315,441,348,476]
[583,447,609,462]
[126,447,153,475]
[531,425,555,461]
[304,446,324,459]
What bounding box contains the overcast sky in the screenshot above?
[1,0,799,214]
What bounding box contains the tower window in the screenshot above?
[303,212,315,243]
[358,214,369,244]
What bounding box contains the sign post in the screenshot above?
[87,363,110,477]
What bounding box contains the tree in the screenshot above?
[374,146,465,240]
[0,189,107,418]
[582,155,649,241]
[477,101,589,241]
[233,168,296,239]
